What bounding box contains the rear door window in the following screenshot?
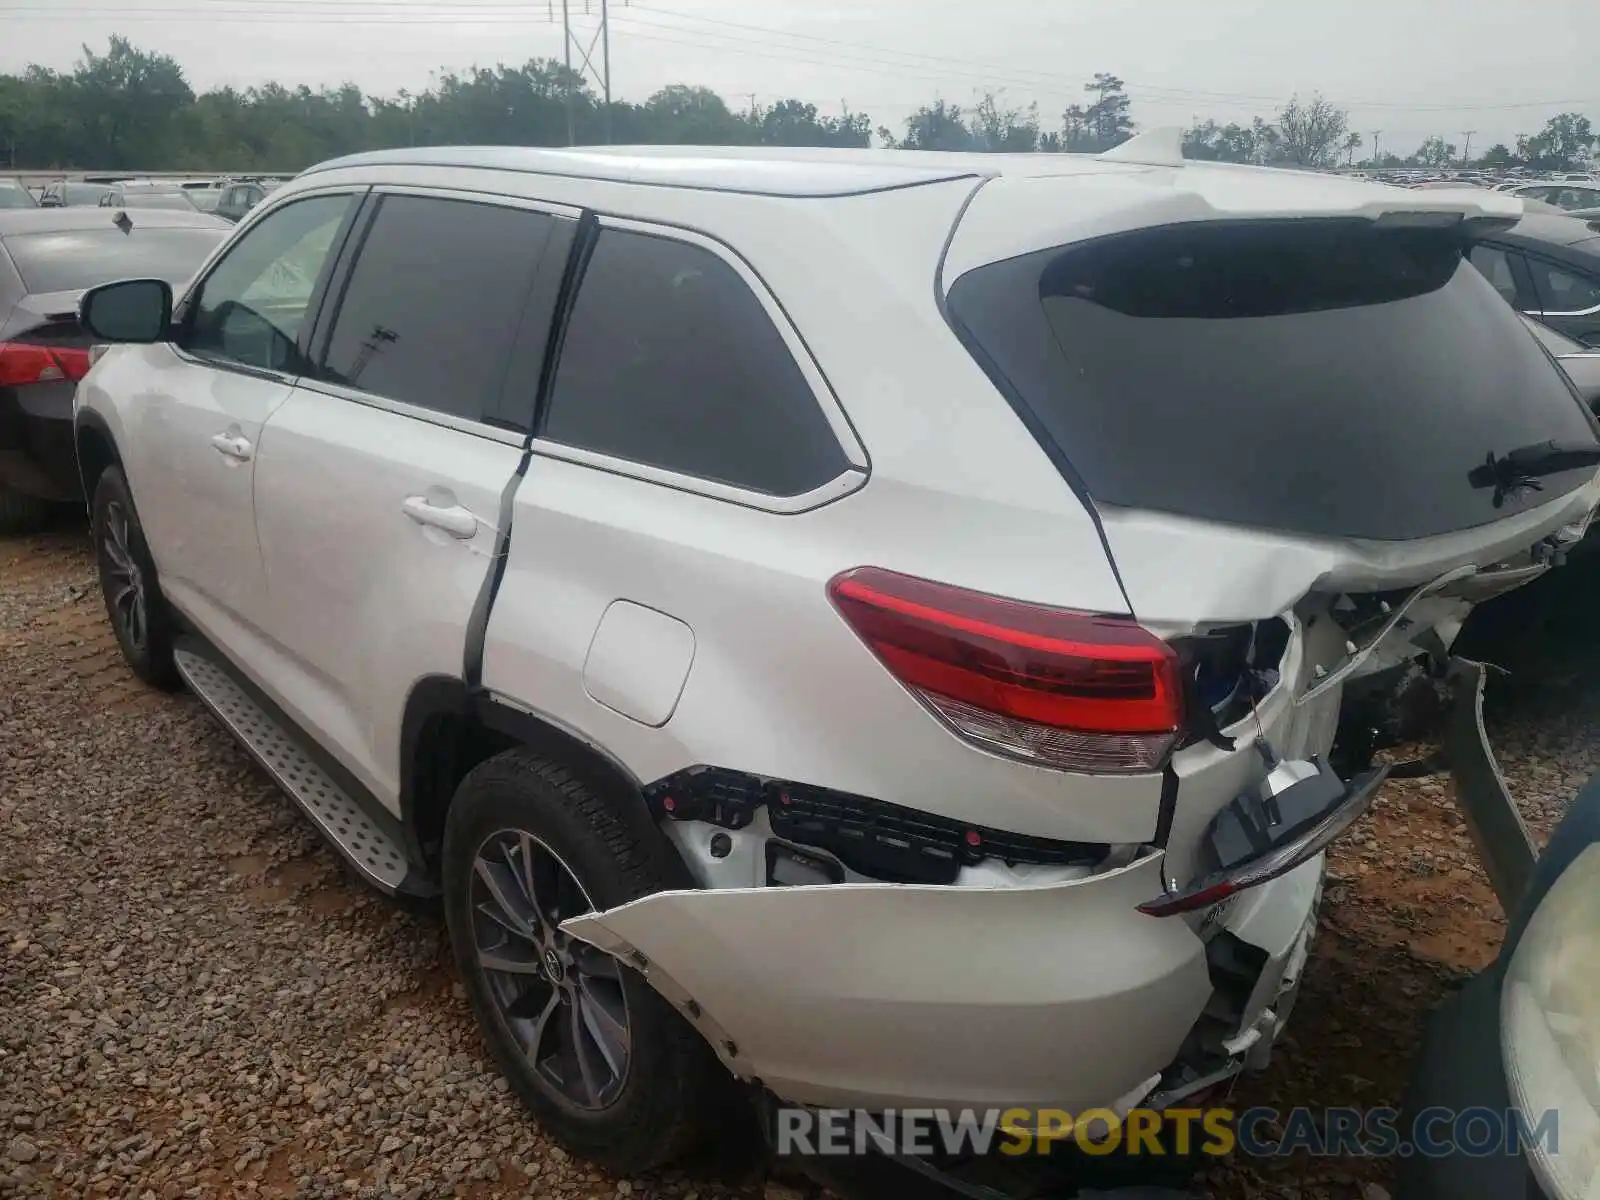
[315,194,560,431]
[948,219,1599,541]
[541,226,849,496]
[1526,256,1600,314]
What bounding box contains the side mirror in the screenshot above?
[80,279,174,344]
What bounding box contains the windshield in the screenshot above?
[0,183,36,209]
[3,226,227,293]
[948,219,1600,541]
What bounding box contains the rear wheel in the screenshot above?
[442,748,723,1173]
[0,486,53,536]
[92,466,180,689]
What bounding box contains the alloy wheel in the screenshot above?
[469,830,631,1110]
[101,500,148,654]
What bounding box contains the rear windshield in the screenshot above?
[3,226,226,293]
[117,193,198,211]
[948,220,1600,541]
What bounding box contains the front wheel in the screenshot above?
[91,466,180,689]
[442,748,724,1173]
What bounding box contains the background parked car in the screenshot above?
[0,207,229,532]
[1465,211,1600,346]
[1394,770,1600,1200]
[1501,180,1600,211]
[39,180,116,208]
[1520,313,1600,413]
[99,182,201,212]
[213,180,275,222]
[0,179,38,209]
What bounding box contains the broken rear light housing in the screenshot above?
[828,567,1184,773]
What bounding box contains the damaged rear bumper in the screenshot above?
[561,840,1329,1115]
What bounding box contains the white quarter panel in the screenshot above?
[482,461,1161,845]
[86,343,288,643]
[562,851,1210,1111]
[250,387,521,808]
[582,601,696,727]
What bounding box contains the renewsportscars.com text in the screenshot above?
[774,1106,1560,1160]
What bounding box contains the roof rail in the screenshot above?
[1099,126,1186,168]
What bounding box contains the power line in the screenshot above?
[12,0,1600,121]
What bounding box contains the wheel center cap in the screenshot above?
[543,947,564,984]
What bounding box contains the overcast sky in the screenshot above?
[4,0,1596,157]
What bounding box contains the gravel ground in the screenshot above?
[3,521,1596,1200]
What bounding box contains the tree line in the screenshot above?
[1,37,1596,174]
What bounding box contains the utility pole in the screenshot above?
[1371,130,1381,165]
[559,0,618,145]
[562,0,575,146]
[1461,130,1476,165]
[600,0,612,144]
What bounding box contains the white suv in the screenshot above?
[72,138,1600,1175]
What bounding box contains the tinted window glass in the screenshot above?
[117,193,199,212]
[319,195,555,426]
[543,228,847,495]
[1468,244,1519,305]
[4,226,227,293]
[65,184,112,205]
[0,182,35,209]
[1527,257,1600,314]
[948,219,1598,541]
[187,194,352,372]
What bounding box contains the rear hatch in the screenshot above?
[943,173,1600,633]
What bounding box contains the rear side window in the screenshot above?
[542,227,848,496]
[3,226,227,293]
[318,195,556,429]
[1467,244,1520,305]
[948,220,1599,541]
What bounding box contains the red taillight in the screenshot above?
[828,567,1185,774]
[0,342,91,387]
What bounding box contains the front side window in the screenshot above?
[317,194,556,426]
[184,193,353,373]
[541,227,848,496]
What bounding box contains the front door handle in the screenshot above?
[401,494,479,539]
[210,431,253,461]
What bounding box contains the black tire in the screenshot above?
[0,486,53,536]
[91,466,180,690]
[443,748,724,1173]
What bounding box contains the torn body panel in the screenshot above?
[562,849,1215,1113]
[1096,474,1600,638]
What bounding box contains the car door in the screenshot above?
[131,189,362,648]
[248,188,577,808]
[1523,252,1600,346]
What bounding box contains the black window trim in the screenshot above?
[171,183,370,386]
[529,212,869,515]
[292,183,583,448]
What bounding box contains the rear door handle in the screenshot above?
[401,494,479,539]
[209,431,253,461]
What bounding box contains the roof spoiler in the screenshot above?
[1099,126,1186,168]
